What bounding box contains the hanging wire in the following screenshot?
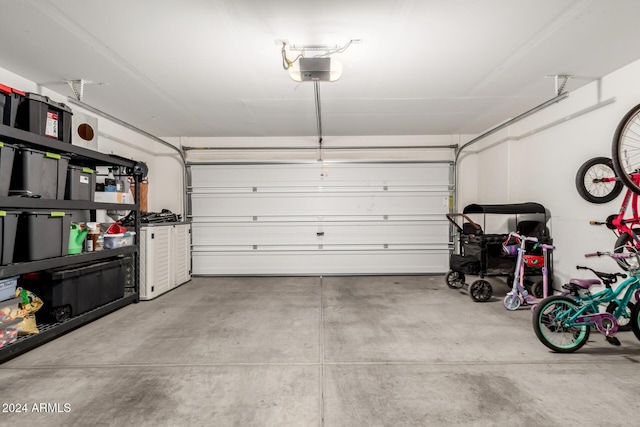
[281,42,301,70]
[315,39,355,58]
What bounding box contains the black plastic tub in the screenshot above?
[0,141,17,197]
[0,211,19,266]
[65,165,95,201]
[10,146,69,199]
[20,256,130,321]
[13,211,72,262]
[15,92,73,143]
[0,84,24,127]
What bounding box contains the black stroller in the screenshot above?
[445,203,552,302]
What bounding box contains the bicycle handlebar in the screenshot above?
[584,251,632,259]
[576,265,627,283]
[508,231,539,242]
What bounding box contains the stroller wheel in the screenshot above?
[445,271,465,289]
[531,281,545,299]
[469,280,492,302]
[503,293,521,310]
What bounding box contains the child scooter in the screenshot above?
[502,231,555,311]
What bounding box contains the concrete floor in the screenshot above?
[2,275,640,426]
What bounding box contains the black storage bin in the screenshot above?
[0,141,17,197]
[0,84,24,127]
[10,147,69,199]
[15,92,73,143]
[65,165,95,201]
[21,256,130,321]
[0,211,19,266]
[14,211,72,262]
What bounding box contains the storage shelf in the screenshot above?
[0,246,137,277]
[0,292,137,364]
[0,124,135,168]
[0,117,141,364]
[0,196,136,211]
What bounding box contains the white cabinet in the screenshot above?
[172,223,191,287]
[139,223,191,300]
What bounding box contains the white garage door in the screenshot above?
[189,162,452,275]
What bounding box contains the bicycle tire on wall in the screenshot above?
[575,157,623,203]
[613,232,639,271]
[612,103,640,195]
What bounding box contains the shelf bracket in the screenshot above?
[66,79,89,101]
[545,74,573,96]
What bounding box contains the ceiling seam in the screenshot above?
[28,0,209,132]
[466,0,597,95]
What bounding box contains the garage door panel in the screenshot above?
[191,192,450,217]
[192,250,450,275]
[191,221,449,246]
[191,163,451,189]
[189,162,452,275]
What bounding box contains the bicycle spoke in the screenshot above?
[584,164,615,197]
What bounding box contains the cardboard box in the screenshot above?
[94,192,130,204]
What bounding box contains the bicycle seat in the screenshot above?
[563,278,601,290]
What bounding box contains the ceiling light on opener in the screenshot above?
[288,57,343,82]
[280,39,361,82]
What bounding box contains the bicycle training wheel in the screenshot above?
[532,296,590,353]
[575,157,623,203]
[631,302,640,342]
[606,301,635,332]
[612,103,640,195]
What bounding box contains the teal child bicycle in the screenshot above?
[532,251,640,352]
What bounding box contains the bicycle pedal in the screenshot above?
[605,336,621,346]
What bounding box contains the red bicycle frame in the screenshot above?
[593,173,640,247]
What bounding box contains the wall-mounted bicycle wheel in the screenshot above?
[575,157,623,203]
[612,103,640,195]
[613,232,640,271]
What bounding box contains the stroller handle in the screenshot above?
[445,213,481,233]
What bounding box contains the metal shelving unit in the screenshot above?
[0,124,141,363]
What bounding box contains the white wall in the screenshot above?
[0,66,184,217]
[6,54,640,285]
[458,58,640,286]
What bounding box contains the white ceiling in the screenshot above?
[1,0,639,138]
